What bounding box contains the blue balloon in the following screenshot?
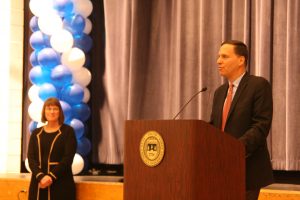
[51,65,73,88]
[60,100,73,121]
[72,103,91,122]
[84,54,91,67]
[29,16,39,32]
[53,0,74,17]
[82,156,89,171]
[63,14,86,35]
[67,118,84,139]
[37,48,60,69]
[29,121,38,134]
[77,137,91,156]
[29,31,50,51]
[29,65,51,85]
[30,51,39,67]
[74,33,93,53]
[60,83,84,105]
[38,83,58,101]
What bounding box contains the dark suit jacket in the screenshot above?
[210,73,274,190]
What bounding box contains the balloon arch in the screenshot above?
[26,0,93,175]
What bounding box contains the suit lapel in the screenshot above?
[216,84,229,128]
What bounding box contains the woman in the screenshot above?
[28,97,77,200]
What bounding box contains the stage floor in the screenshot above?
[0,173,300,200]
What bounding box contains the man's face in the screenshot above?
[217,44,245,81]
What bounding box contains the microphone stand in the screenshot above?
[173,87,207,120]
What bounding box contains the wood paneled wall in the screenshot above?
[0,176,123,200]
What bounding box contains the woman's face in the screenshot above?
[45,105,60,122]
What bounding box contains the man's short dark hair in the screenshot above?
[221,40,248,66]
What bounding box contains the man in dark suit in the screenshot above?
[210,40,274,200]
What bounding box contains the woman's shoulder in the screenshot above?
[31,126,43,136]
[60,124,75,132]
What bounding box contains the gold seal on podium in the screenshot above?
[140,131,165,167]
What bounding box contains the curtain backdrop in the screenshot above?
[95,0,300,170]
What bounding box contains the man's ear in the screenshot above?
[239,56,245,66]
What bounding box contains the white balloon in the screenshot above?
[83,18,92,34]
[38,12,63,35]
[61,48,85,71]
[73,0,93,18]
[72,67,92,87]
[29,0,55,17]
[50,29,74,53]
[28,99,44,122]
[83,87,90,103]
[72,153,84,175]
[25,158,31,173]
[28,85,41,102]
[37,121,47,128]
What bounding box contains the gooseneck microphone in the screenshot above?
[172,87,207,119]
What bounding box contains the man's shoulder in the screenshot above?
[247,74,271,86]
[215,82,228,92]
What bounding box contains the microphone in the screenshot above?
[172,87,207,119]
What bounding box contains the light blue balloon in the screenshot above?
[60,100,73,121]
[67,118,85,139]
[53,0,74,17]
[29,121,38,134]
[63,14,86,35]
[38,83,58,101]
[30,51,39,67]
[29,65,51,85]
[29,16,39,32]
[37,48,60,69]
[29,31,50,51]
[51,65,73,88]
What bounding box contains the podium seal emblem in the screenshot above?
[140,131,165,167]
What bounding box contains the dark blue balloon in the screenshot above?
[53,0,74,17]
[37,48,61,69]
[63,14,86,35]
[29,16,39,32]
[77,137,91,156]
[60,100,73,121]
[74,33,93,53]
[30,51,39,67]
[67,118,84,139]
[51,65,73,88]
[60,83,84,105]
[29,66,51,85]
[82,156,89,171]
[38,83,58,101]
[84,54,90,67]
[29,121,38,134]
[29,31,50,51]
[72,103,91,122]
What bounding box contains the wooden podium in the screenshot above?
[124,120,245,200]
